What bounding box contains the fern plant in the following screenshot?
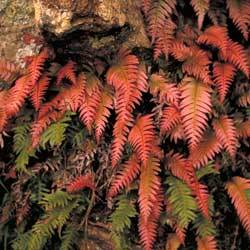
[0,0,250,249]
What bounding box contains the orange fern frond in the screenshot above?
[238,91,250,107]
[139,156,161,221]
[219,40,249,77]
[197,25,229,53]
[196,236,217,250]
[139,188,162,250]
[226,0,250,40]
[180,77,212,150]
[56,60,77,86]
[190,0,210,29]
[236,120,250,138]
[171,43,211,84]
[66,173,95,193]
[30,73,50,111]
[5,75,33,117]
[168,123,185,143]
[166,151,189,183]
[226,176,250,234]
[28,48,50,86]
[0,91,9,131]
[166,233,182,250]
[0,58,20,82]
[160,105,181,135]
[128,115,156,166]
[175,24,199,46]
[94,87,113,142]
[79,73,101,131]
[107,48,144,167]
[147,0,177,42]
[212,115,238,158]
[153,18,176,59]
[189,131,222,168]
[108,154,140,198]
[213,62,236,103]
[149,73,180,105]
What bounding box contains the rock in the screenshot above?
[0,0,149,66]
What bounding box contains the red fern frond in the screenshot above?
[79,73,101,131]
[128,115,156,166]
[0,58,20,82]
[187,165,210,218]
[94,87,113,142]
[139,187,163,250]
[166,151,189,182]
[196,236,217,250]
[171,43,211,84]
[5,75,33,117]
[175,24,199,46]
[0,91,8,131]
[147,0,177,42]
[226,176,250,234]
[238,91,250,107]
[67,173,95,193]
[108,154,140,198]
[197,25,229,53]
[107,48,143,167]
[30,73,50,111]
[139,156,161,221]
[149,73,180,106]
[236,120,250,138]
[160,105,181,135]
[56,60,77,86]
[168,123,185,143]
[190,0,210,29]
[180,77,212,150]
[153,18,176,59]
[141,0,152,16]
[212,115,238,158]
[213,62,236,103]
[28,48,50,86]
[189,131,222,168]
[219,40,249,77]
[226,0,250,40]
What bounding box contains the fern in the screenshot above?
[196,236,217,250]
[180,77,212,150]
[40,113,72,149]
[166,176,198,228]
[226,176,250,234]
[0,58,20,82]
[56,60,77,86]
[60,224,79,250]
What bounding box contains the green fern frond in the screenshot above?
[196,161,219,180]
[193,214,217,238]
[30,179,49,203]
[60,224,79,250]
[39,190,75,211]
[27,200,79,250]
[110,195,138,233]
[166,176,198,228]
[40,113,73,149]
[13,124,35,173]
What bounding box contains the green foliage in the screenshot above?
[110,195,138,250]
[194,214,217,238]
[196,161,219,180]
[13,124,35,173]
[166,176,198,228]
[60,224,79,250]
[40,113,73,149]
